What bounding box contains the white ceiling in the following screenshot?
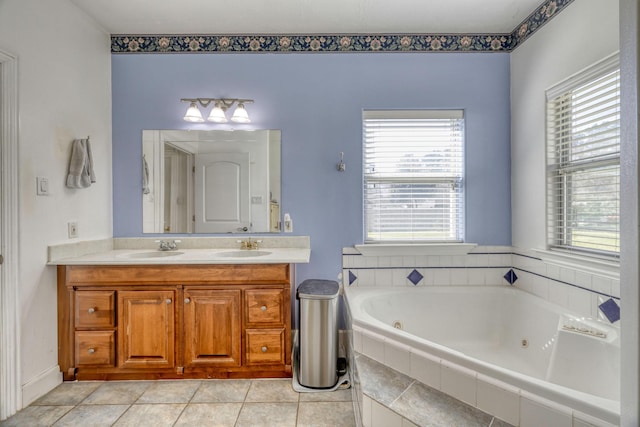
[69,0,545,35]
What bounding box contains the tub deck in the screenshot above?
[345,286,620,427]
[354,352,513,427]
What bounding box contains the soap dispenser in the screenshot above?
[283,213,293,232]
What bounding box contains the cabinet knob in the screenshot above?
[184,298,191,304]
[88,307,95,314]
[88,348,95,354]
[260,305,267,311]
[261,346,268,353]
[165,299,172,304]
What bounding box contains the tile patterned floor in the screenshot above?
[0,379,356,427]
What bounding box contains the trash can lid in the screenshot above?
[297,279,340,300]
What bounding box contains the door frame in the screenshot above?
[0,49,21,420]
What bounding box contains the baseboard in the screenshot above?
[21,365,62,407]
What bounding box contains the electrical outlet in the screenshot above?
[68,222,78,239]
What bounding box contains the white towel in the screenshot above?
[66,138,96,189]
[142,155,150,194]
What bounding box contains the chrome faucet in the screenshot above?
[157,239,180,251]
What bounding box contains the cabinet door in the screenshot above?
[118,290,175,369]
[183,289,241,367]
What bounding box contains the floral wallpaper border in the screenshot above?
[111,0,572,54]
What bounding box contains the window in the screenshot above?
[363,110,465,243]
[546,54,620,257]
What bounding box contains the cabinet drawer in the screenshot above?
[245,290,284,325]
[75,291,115,328]
[245,329,285,365]
[75,331,115,366]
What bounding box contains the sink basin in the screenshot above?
[215,250,272,258]
[122,251,185,258]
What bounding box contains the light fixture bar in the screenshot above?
[180,98,254,123]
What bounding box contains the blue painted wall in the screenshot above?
[112,52,511,283]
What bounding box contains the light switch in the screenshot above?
[36,177,49,196]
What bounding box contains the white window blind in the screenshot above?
[363,110,465,242]
[546,54,620,257]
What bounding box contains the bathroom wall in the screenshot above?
[112,52,511,283]
[0,0,113,406]
[509,0,621,323]
[511,0,619,250]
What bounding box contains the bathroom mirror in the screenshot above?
[142,129,281,234]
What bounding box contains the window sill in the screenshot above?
[531,249,619,279]
[355,243,477,256]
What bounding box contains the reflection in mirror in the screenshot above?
[142,130,281,234]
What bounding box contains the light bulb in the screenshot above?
[231,103,251,123]
[207,102,228,122]
[183,102,204,122]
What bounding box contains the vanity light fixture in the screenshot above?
[181,98,254,123]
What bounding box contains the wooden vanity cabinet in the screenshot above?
[57,264,292,381]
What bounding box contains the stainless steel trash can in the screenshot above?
[297,279,340,388]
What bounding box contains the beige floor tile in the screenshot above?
[245,379,299,403]
[113,403,186,426]
[235,402,298,427]
[296,401,357,427]
[33,382,102,406]
[0,405,73,427]
[82,381,152,405]
[2,378,356,427]
[174,403,242,427]
[191,379,251,403]
[298,388,353,402]
[136,380,201,403]
[52,404,129,427]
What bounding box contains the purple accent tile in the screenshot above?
[348,270,357,286]
[599,298,620,323]
[504,269,518,285]
[407,269,423,286]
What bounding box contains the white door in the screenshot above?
[194,152,250,233]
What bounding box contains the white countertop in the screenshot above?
[47,237,311,265]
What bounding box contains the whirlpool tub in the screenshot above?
[344,286,620,426]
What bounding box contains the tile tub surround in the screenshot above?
[0,379,355,427]
[353,354,513,427]
[342,245,620,326]
[341,244,621,426]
